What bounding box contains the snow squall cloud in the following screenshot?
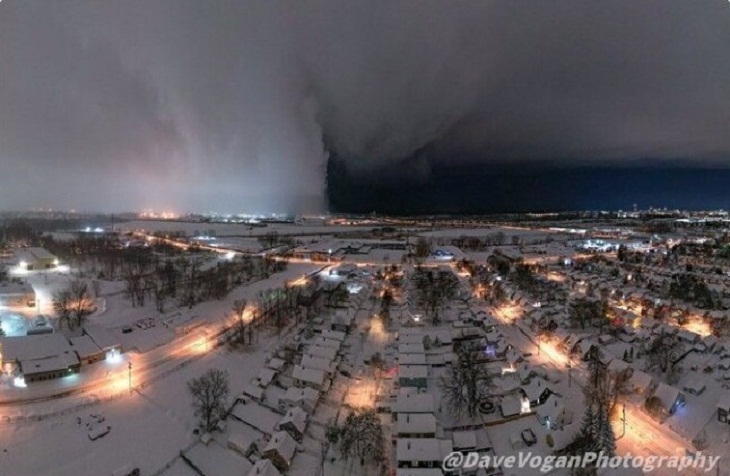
[1,0,729,213]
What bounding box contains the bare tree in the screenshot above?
[440,340,490,418]
[188,368,230,431]
[338,410,384,467]
[645,332,682,374]
[68,280,96,329]
[53,289,73,330]
[231,299,249,345]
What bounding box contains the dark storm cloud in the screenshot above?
[1,0,729,213]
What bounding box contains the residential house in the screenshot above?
[262,431,297,472]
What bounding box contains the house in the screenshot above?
[396,438,453,469]
[257,368,277,387]
[276,406,307,442]
[320,329,346,341]
[279,386,320,414]
[398,365,428,389]
[395,470,443,476]
[305,345,338,362]
[500,395,528,418]
[293,365,328,390]
[628,370,654,395]
[14,247,58,270]
[650,383,685,415]
[331,312,354,332]
[519,378,552,407]
[267,358,286,371]
[241,384,265,403]
[394,390,436,416]
[677,329,700,345]
[395,413,437,438]
[398,353,427,365]
[399,343,426,355]
[536,394,572,430]
[262,431,297,472]
[230,401,281,434]
[247,459,283,476]
[717,395,730,424]
[313,337,341,352]
[451,428,493,453]
[683,379,706,396]
[228,421,265,457]
[300,354,336,375]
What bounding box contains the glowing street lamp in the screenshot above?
[128,362,133,395]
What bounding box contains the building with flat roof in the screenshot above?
[0,281,35,308]
[0,333,80,382]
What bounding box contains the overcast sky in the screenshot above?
[1,0,729,214]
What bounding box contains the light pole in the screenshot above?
[616,403,626,439]
[128,362,132,395]
[567,362,572,388]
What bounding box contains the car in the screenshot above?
[88,425,111,441]
[521,428,537,446]
[122,326,133,334]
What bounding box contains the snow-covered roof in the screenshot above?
[312,337,341,351]
[396,413,436,435]
[500,395,524,417]
[300,354,335,374]
[69,335,103,359]
[277,406,307,435]
[230,402,280,434]
[717,394,730,411]
[83,324,120,351]
[319,329,346,341]
[395,470,443,476]
[0,281,34,296]
[394,390,435,414]
[263,431,296,462]
[629,369,653,392]
[242,384,265,400]
[398,365,428,379]
[398,343,425,354]
[451,430,477,450]
[293,365,326,386]
[398,353,427,365]
[652,383,682,412]
[248,459,282,476]
[0,333,75,363]
[396,438,452,463]
[305,345,338,361]
[267,358,286,371]
[257,368,277,386]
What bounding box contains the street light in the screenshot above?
[128,362,132,395]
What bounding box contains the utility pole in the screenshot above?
[567,362,572,388]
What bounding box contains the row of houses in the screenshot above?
[205,312,356,474]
